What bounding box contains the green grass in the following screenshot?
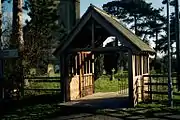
[24,73,60,97]
[25,72,129,96]
[143,72,180,106]
[149,75,180,103]
[24,82,60,97]
[0,94,62,120]
[95,72,128,93]
[1,103,60,120]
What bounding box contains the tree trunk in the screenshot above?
[12,0,23,49]
[134,15,138,35]
[7,0,24,100]
[0,0,3,99]
[155,15,158,61]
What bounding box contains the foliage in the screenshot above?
[24,74,60,97]
[22,0,64,75]
[95,72,128,93]
[157,0,177,54]
[94,54,104,79]
[1,2,12,49]
[102,0,165,48]
[104,42,128,74]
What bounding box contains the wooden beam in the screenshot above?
[92,54,95,93]
[60,55,65,102]
[85,54,87,74]
[79,53,82,97]
[92,19,95,48]
[91,10,140,52]
[128,50,134,107]
[68,46,129,53]
[115,37,118,47]
[75,55,78,75]
[64,55,71,101]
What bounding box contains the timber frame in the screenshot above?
[54,4,155,107]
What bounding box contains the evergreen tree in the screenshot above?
[103,0,165,53]
[158,0,177,54]
[23,0,64,75]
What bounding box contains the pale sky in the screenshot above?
[80,0,172,16]
[4,0,177,22]
[79,0,174,57]
[3,0,178,57]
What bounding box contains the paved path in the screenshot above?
[47,90,180,120]
[47,107,180,120]
[59,90,129,109]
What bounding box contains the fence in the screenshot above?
[22,77,61,98]
[142,74,180,105]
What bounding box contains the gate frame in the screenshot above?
[54,5,155,107]
[60,47,135,107]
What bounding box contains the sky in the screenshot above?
[3,0,179,57]
[3,0,177,20]
[80,0,171,16]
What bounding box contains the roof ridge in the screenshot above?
[92,5,148,45]
[90,5,154,52]
[90,4,120,21]
[90,4,140,39]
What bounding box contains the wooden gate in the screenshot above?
[79,52,94,97]
[69,52,94,100]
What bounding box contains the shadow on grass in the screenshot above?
[1,95,180,120]
[0,94,64,120]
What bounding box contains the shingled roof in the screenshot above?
[53,4,155,57]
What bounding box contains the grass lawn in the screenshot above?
[0,95,62,120]
[24,73,60,97]
[2,72,180,119]
[24,72,129,96]
[95,74,128,93]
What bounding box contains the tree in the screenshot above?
[23,0,63,75]
[1,11,12,49]
[157,0,178,54]
[2,0,24,100]
[103,0,165,53]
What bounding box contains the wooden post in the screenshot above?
[75,55,78,75]
[150,76,152,102]
[141,56,144,101]
[79,52,82,97]
[60,54,71,102]
[81,53,85,97]
[85,54,87,74]
[60,55,65,102]
[92,19,95,48]
[128,50,134,107]
[147,55,150,73]
[115,37,118,47]
[89,58,91,74]
[92,54,95,93]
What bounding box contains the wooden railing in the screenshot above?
[142,74,180,104]
[22,77,61,97]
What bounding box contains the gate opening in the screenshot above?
[65,50,130,108]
